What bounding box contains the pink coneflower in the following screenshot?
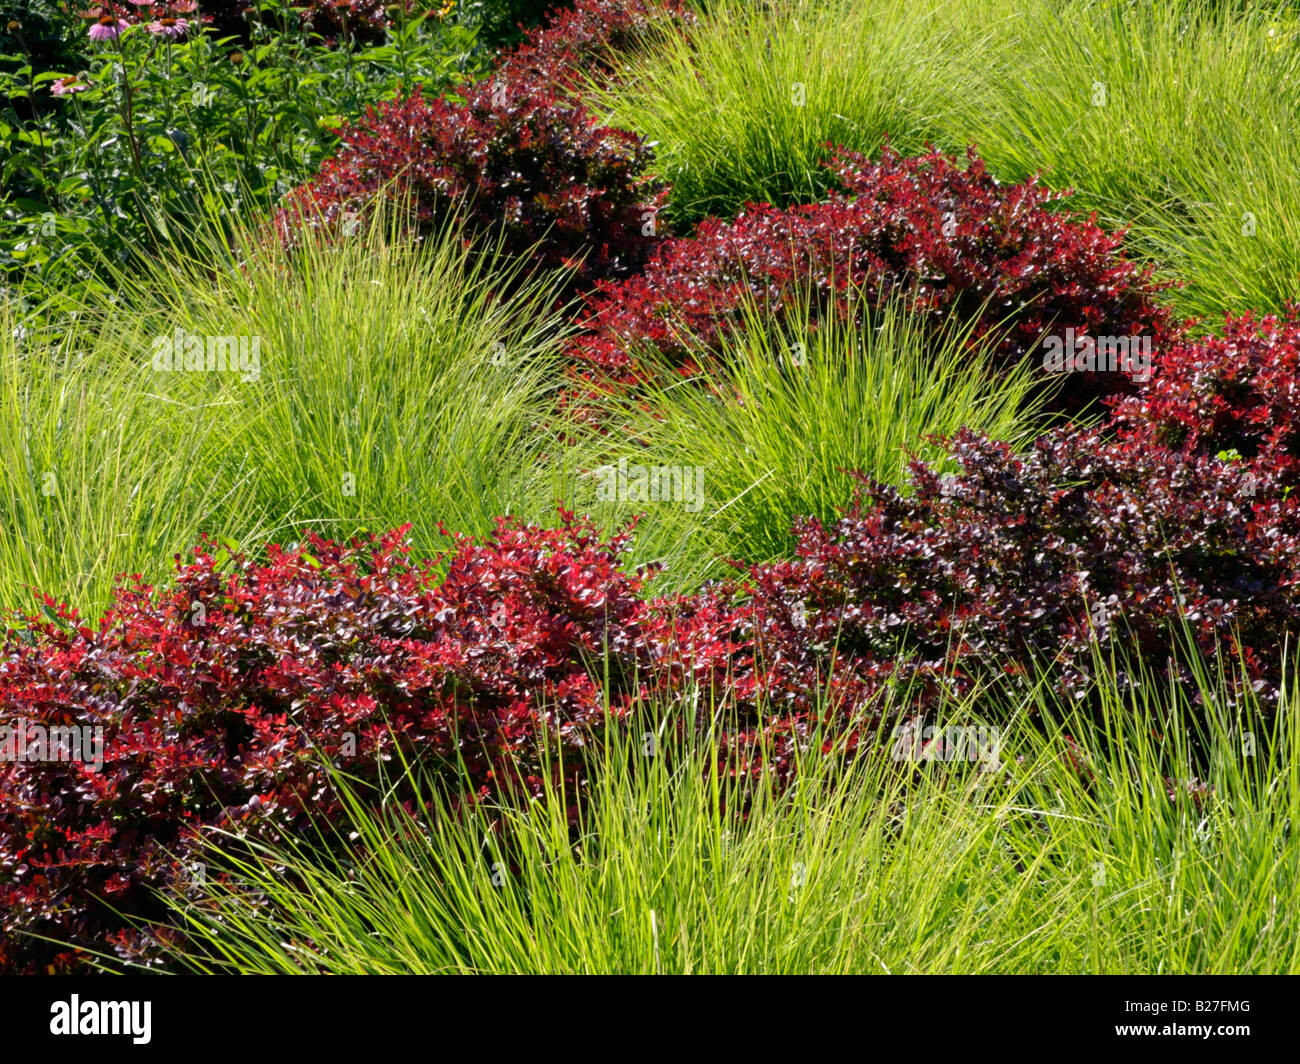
[50,75,89,95]
[87,13,126,39]
[170,0,196,11]
[149,14,187,37]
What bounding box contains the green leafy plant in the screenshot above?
[0,0,487,306]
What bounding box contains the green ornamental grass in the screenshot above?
[0,215,569,615]
[4,0,1298,977]
[155,642,1300,975]
[597,0,1300,322]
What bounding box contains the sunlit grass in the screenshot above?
[560,293,1050,583]
[155,642,1300,975]
[0,216,570,615]
[598,0,1300,321]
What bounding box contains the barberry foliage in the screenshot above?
[0,515,662,974]
[570,145,1178,412]
[732,425,1299,725]
[276,77,665,290]
[1107,306,1300,472]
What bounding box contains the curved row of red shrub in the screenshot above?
[5,309,1300,972]
[568,145,1180,414]
[278,0,1176,418]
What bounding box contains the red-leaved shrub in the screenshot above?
[0,514,666,974]
[276,78,666,290]
[1107,306,1300,472]
[732,426,1299,724]
[569,145,1179,412]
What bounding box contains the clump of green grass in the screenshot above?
[559,293,1049,586]
[599,0,1300,321]
[591,0,981,228]
[946,0,1300,323]
[0,216,569,616]
[153,640,1300,975]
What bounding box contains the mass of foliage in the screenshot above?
[276,75,666,290]
[568,145,1179,413]
[6,311,1300,970]
[5,0,1300,978]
